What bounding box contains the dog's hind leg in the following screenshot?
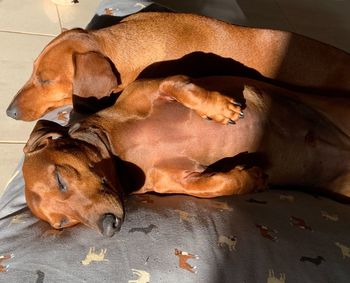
[144,163,268,198]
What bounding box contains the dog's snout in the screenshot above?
[100,213,122,237]
[6,104,18,120]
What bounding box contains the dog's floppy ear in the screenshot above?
[69,123,112,159]
[72,51,121,113]
[24,120,68,154]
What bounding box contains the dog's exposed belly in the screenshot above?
[110,93,350,190]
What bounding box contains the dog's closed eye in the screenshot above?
[38,78,52,85]
[55,169,67,192]
[36,74,53,85]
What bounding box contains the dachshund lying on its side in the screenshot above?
[7,12,350,121]
[22,75,350,237]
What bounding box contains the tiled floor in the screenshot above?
[0,0,349,196]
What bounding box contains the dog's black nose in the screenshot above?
[6,105,18,120]
[100,213,122,237]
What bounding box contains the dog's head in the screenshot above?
[23,120,124,237]
[7,29,120,121]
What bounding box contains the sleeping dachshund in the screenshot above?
[7,12,350,121]
[22,75,350,237]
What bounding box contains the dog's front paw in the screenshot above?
[197,92,244,125]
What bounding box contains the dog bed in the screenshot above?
[1,1,350,282]
[1,153,350,282]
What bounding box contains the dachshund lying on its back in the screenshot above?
[22,75,350,236]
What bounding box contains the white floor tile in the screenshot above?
[0,0,61,35]
[0,32,54,141]
[57,0,99,29]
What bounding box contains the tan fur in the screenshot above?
[7,12,350,120]
[22,75,350,234]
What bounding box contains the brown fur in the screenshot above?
[22,75,350,235]
[7,12,350,120]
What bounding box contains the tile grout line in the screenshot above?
[55,4,64,31]
[0,30,56,37]
[0,141,26,144]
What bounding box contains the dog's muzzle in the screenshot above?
[6,103,19,120]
